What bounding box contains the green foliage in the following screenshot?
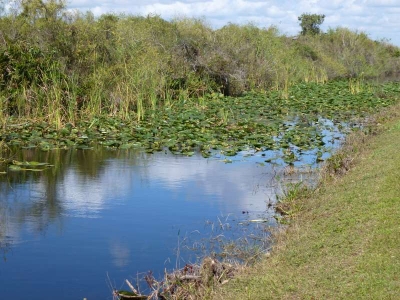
[0,2,399,125]
[298,13,325,35]
[2,80,399,163]
[296,43,319,61]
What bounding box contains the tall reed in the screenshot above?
[349,73,365,94]
[0,95,6,130]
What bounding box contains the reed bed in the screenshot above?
[1,1,399,126]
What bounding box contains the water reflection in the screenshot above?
[110,240,131,268]
[0,147,295,299]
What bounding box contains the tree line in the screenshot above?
[0,1,399,123]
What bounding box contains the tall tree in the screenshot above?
[298,13,325,35]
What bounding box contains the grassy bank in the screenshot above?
[214,105,400,299]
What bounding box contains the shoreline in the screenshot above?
[213,103,400,299]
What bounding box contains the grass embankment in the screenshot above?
[215,105,400,299]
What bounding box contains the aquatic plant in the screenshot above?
[1,80,399,167]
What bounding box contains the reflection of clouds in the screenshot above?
[144,154,280,212]
[145,156,211,189]
[1,150,291,240]
[109,240,131,268]
[58,170,105,218]
[58,163,134,218]
[57,153,280,217]
[0,187,41,246]
[0,208,13,248]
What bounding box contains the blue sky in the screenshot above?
[68,0,400,46]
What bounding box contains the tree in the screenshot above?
[298,13,325,36]
[18,0,66,22]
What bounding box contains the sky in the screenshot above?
[67,0,400,46]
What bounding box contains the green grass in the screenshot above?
[214,105,400,299]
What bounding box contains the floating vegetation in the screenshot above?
[6,160,53,172]
[1,81,399,165]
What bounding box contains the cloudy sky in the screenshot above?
[67,0,400,46]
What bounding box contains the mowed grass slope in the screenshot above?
[215,108,400,299]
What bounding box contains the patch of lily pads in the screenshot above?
[1,80,399,165]
[4,160,53,172]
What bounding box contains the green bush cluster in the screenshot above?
[0,0,399,125]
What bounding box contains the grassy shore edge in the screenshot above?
[213,104,400,299]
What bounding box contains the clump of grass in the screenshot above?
[348,73,365,94]
[275,182,313,221]
[218,107,231,125]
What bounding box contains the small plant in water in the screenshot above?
[275,182,311,220]
[348,73,365,94]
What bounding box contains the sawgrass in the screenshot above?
[1,1,399,125]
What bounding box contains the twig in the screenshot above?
[178,275,202,281]
[125,279,139,295]
[116,294,147,300]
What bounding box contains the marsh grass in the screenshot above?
[0,95,7,130]
[1,79,399,163]
[218,107,231,125]
[348,73,366,95]
[0,2,399,125]
[213,103,400,299]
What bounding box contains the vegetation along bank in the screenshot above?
[1,2,400,163]
[213,102,400,299]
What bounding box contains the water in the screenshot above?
[0,115,347,299]
[0,147,288,299]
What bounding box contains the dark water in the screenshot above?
[0,147,296,299]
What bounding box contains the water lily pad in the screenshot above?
[12,160,50,167]
[8,165,22,171]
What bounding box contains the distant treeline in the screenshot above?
[1,0,399,124]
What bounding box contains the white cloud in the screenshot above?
[365,0,399,7]
[66,0,400,45]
